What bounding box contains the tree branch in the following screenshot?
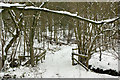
[16,7,120,25]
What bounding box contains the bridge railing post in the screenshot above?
[72,53,74,65]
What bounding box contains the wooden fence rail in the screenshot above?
[35,49,46,64]
[72,48,89,71]
[19,48,46,66]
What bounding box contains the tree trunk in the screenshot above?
[29,27,35,67]
[5,29,20,59]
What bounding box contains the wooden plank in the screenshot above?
[36,54,46,63]
[35,50,46,64]
[72,48,78,50]
[72,53,88,58]
[33,47,43,50]
[18,56,30,57]
[35,50,46,57]
[36,54,46,61]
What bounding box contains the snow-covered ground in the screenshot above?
[0,43,119,78]
[90,49,119,72]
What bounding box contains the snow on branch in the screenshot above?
[0,2,25,7]
[0,2,119,24]
[17,6,120,25]
[39,2,46,8]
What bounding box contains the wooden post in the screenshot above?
[41,58,43,63]
[36,48,37,55]
[43,55,45,60]
[19,58,21,65]
[72,53,74,65]
[36,56,38,64]
[39,48,41,53]
[24,34,26,56]
[0,57,2,71]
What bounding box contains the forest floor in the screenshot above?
[0,42,119,78]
